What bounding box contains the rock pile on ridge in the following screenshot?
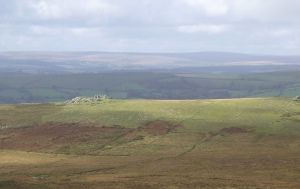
[293,96,300,101]
[66,95,111,104]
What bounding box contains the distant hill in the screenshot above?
[1,51,300,74]
[1,71,300,103]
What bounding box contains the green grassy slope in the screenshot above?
[0,98,300,188]
[1,98,299,135]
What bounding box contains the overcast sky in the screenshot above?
[0,0,300,55]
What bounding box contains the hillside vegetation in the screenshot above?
[0,98,300,188]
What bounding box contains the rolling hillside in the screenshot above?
[0,98,299,188]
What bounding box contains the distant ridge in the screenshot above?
[1,51,300,74]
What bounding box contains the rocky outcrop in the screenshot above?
[66,95,111,104]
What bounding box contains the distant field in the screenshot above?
[1,71,300,103]
[0,98,300,188]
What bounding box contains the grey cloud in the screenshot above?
[0,0,300,55]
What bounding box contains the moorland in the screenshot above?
[0,98,299,188]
